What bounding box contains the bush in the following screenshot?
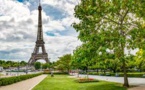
[118,73,144,77]
[79,71,145,78]
[88,72,99,75]
[43,71,68,75]
[0,73,42,86]
[85,72,145,78]
[88,72,114,76]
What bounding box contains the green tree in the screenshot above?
[20,61,27,66]
[0,60,27,69]
[134,49,145,72]
[71,43,97,77]
[42,63,53,70]
[56,54,71,73]
[42,63,48,69]
[34,62,41,70]
[73,0,145,87]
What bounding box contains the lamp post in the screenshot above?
[48,58,51,63]
[10,66,11,76]
[17,60,19,76]
[25,65,28,75]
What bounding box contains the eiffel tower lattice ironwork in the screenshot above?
[28,3,49,65]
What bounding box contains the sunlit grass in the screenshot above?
[33,75,127,90]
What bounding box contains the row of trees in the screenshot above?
[71,49,145,73]
[49,49,145,74]
[33,54,72,72]
[0,60,27,69]
[71,0,145,87]
[34,62,55,70]
[34,54,72,72]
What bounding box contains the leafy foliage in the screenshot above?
[134,49,145,71]
[55,54,71,73]
[34,62,41,70]
[0,60,27,69]
[73,0,145,87]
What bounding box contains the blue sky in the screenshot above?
[18,0,23,2]
[0,0,81,62]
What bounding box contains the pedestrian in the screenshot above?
[51,71,54,77]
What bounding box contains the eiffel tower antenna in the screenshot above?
[39,0,41,6]
[28,1,49,65]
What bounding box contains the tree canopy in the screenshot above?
[55,54,71,73]
[34,62,41,70]
[73,0,145,87]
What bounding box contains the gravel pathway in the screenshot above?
[128,85,145,90]
[74,74,145,90]
[77,74,145,85]
[0,74,47,90]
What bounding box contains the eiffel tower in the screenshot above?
[28,2,49,65]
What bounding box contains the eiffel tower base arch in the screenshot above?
[28,53,49,65]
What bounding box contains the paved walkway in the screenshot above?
[76,74,145,85]
[128,85,145,90]
[0,74,47,90]
[75,74,145,90]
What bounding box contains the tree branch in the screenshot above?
[121,9,129,23]
[104,17,119,24]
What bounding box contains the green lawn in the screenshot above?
[32,75,127,90]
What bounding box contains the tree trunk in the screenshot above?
[96,68,99,74]
[103,69,106,74]
[101,69,103,74]
[112,68,116,73]
[67,68,70,74]
[139,63,142,72]
[123,60,129,87]
[86,67,88,79]
[77,69,79,77]
[120,29,129,87]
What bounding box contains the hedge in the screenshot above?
[81,72,145,78]
[82,72,115,76]
[43,71,68,75]
[0,73,42,86]
[117,73,144,77]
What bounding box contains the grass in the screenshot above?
[32,75,127,90]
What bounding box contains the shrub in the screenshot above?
[0,73,42,86]
[118,73,144,77]
[88,72,99,75]
[86,72,145,78]
[43,71,68,75]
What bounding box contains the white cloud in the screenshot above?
[42,0,79,16]
[61,16,79,27]
[45,36,81,62]
[0,0,81,62]
[43,20,65,32]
